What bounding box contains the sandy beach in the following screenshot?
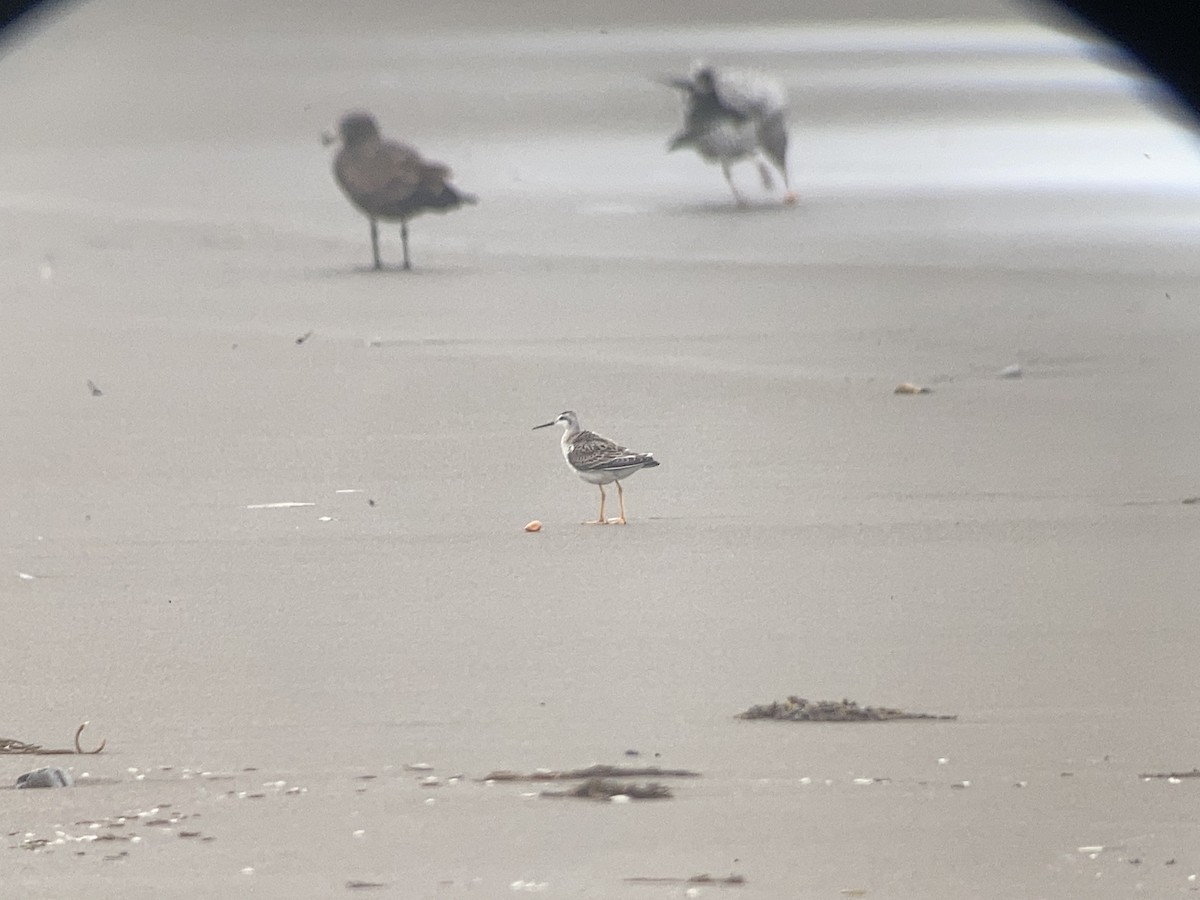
[3,0,1200,897]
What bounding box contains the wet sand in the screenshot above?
[3,1,1200,897]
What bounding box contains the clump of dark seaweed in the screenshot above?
[540,778,672,800]
[481,764,699,782]
[737,696,956,722]
[1140,768,1200,779]
[625,874,746,886]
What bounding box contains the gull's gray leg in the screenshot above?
[370,218,383,269]
[400,219,411,271]
[721,161,746,206]
[756,157,776,190]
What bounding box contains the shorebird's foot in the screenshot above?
[584,518,610,525]
[783,191,798,206]
[612,516,627,525]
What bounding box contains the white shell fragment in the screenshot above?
[998,364,1023,378]
[246,502,315,509]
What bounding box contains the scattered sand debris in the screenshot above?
[295,330,314,344]
[1,722,106,755]
[1140,768,1200,779]
[524,520,542,532]
[481,764,700,782]
[998,364,1022,378]
[87,379,103,396]
[737,697,956,722]
[625,874,745,885]
[894,382,932,395]
[1182,497,1200,505]
[345,882,388,891]
[541,778,671,800]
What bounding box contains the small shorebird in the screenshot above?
[328,111,476,270]
[661,63,796,206]
[533,411,660,525]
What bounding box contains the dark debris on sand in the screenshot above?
[737,696,956,722]
[481,764,700,782]
[540,778,672,800]
[1140,768,1200,779]
[625,874,746,886]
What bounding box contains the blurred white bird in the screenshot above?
[662,63,796,206]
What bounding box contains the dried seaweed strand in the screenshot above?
[0,722,106,755]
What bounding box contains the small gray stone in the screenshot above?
[16,766,74,789]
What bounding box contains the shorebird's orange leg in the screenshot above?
[585,485,608,525]
[614,481,628,525]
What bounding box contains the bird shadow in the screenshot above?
[308,263,478,279]
[663,199,798,217]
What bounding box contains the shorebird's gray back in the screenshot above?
[333,112,476,222]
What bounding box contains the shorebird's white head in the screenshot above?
[532,410,580,434]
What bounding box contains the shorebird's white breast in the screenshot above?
[576,468,620,485]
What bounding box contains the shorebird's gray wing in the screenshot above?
[337,138,475,218]
[569,430,657,472]
[711,68,787,121]
[340,140,424,204]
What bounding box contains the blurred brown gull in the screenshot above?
[327,111,476,270]
[662,63,796,206]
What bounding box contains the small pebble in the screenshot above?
[524,520,542,533]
